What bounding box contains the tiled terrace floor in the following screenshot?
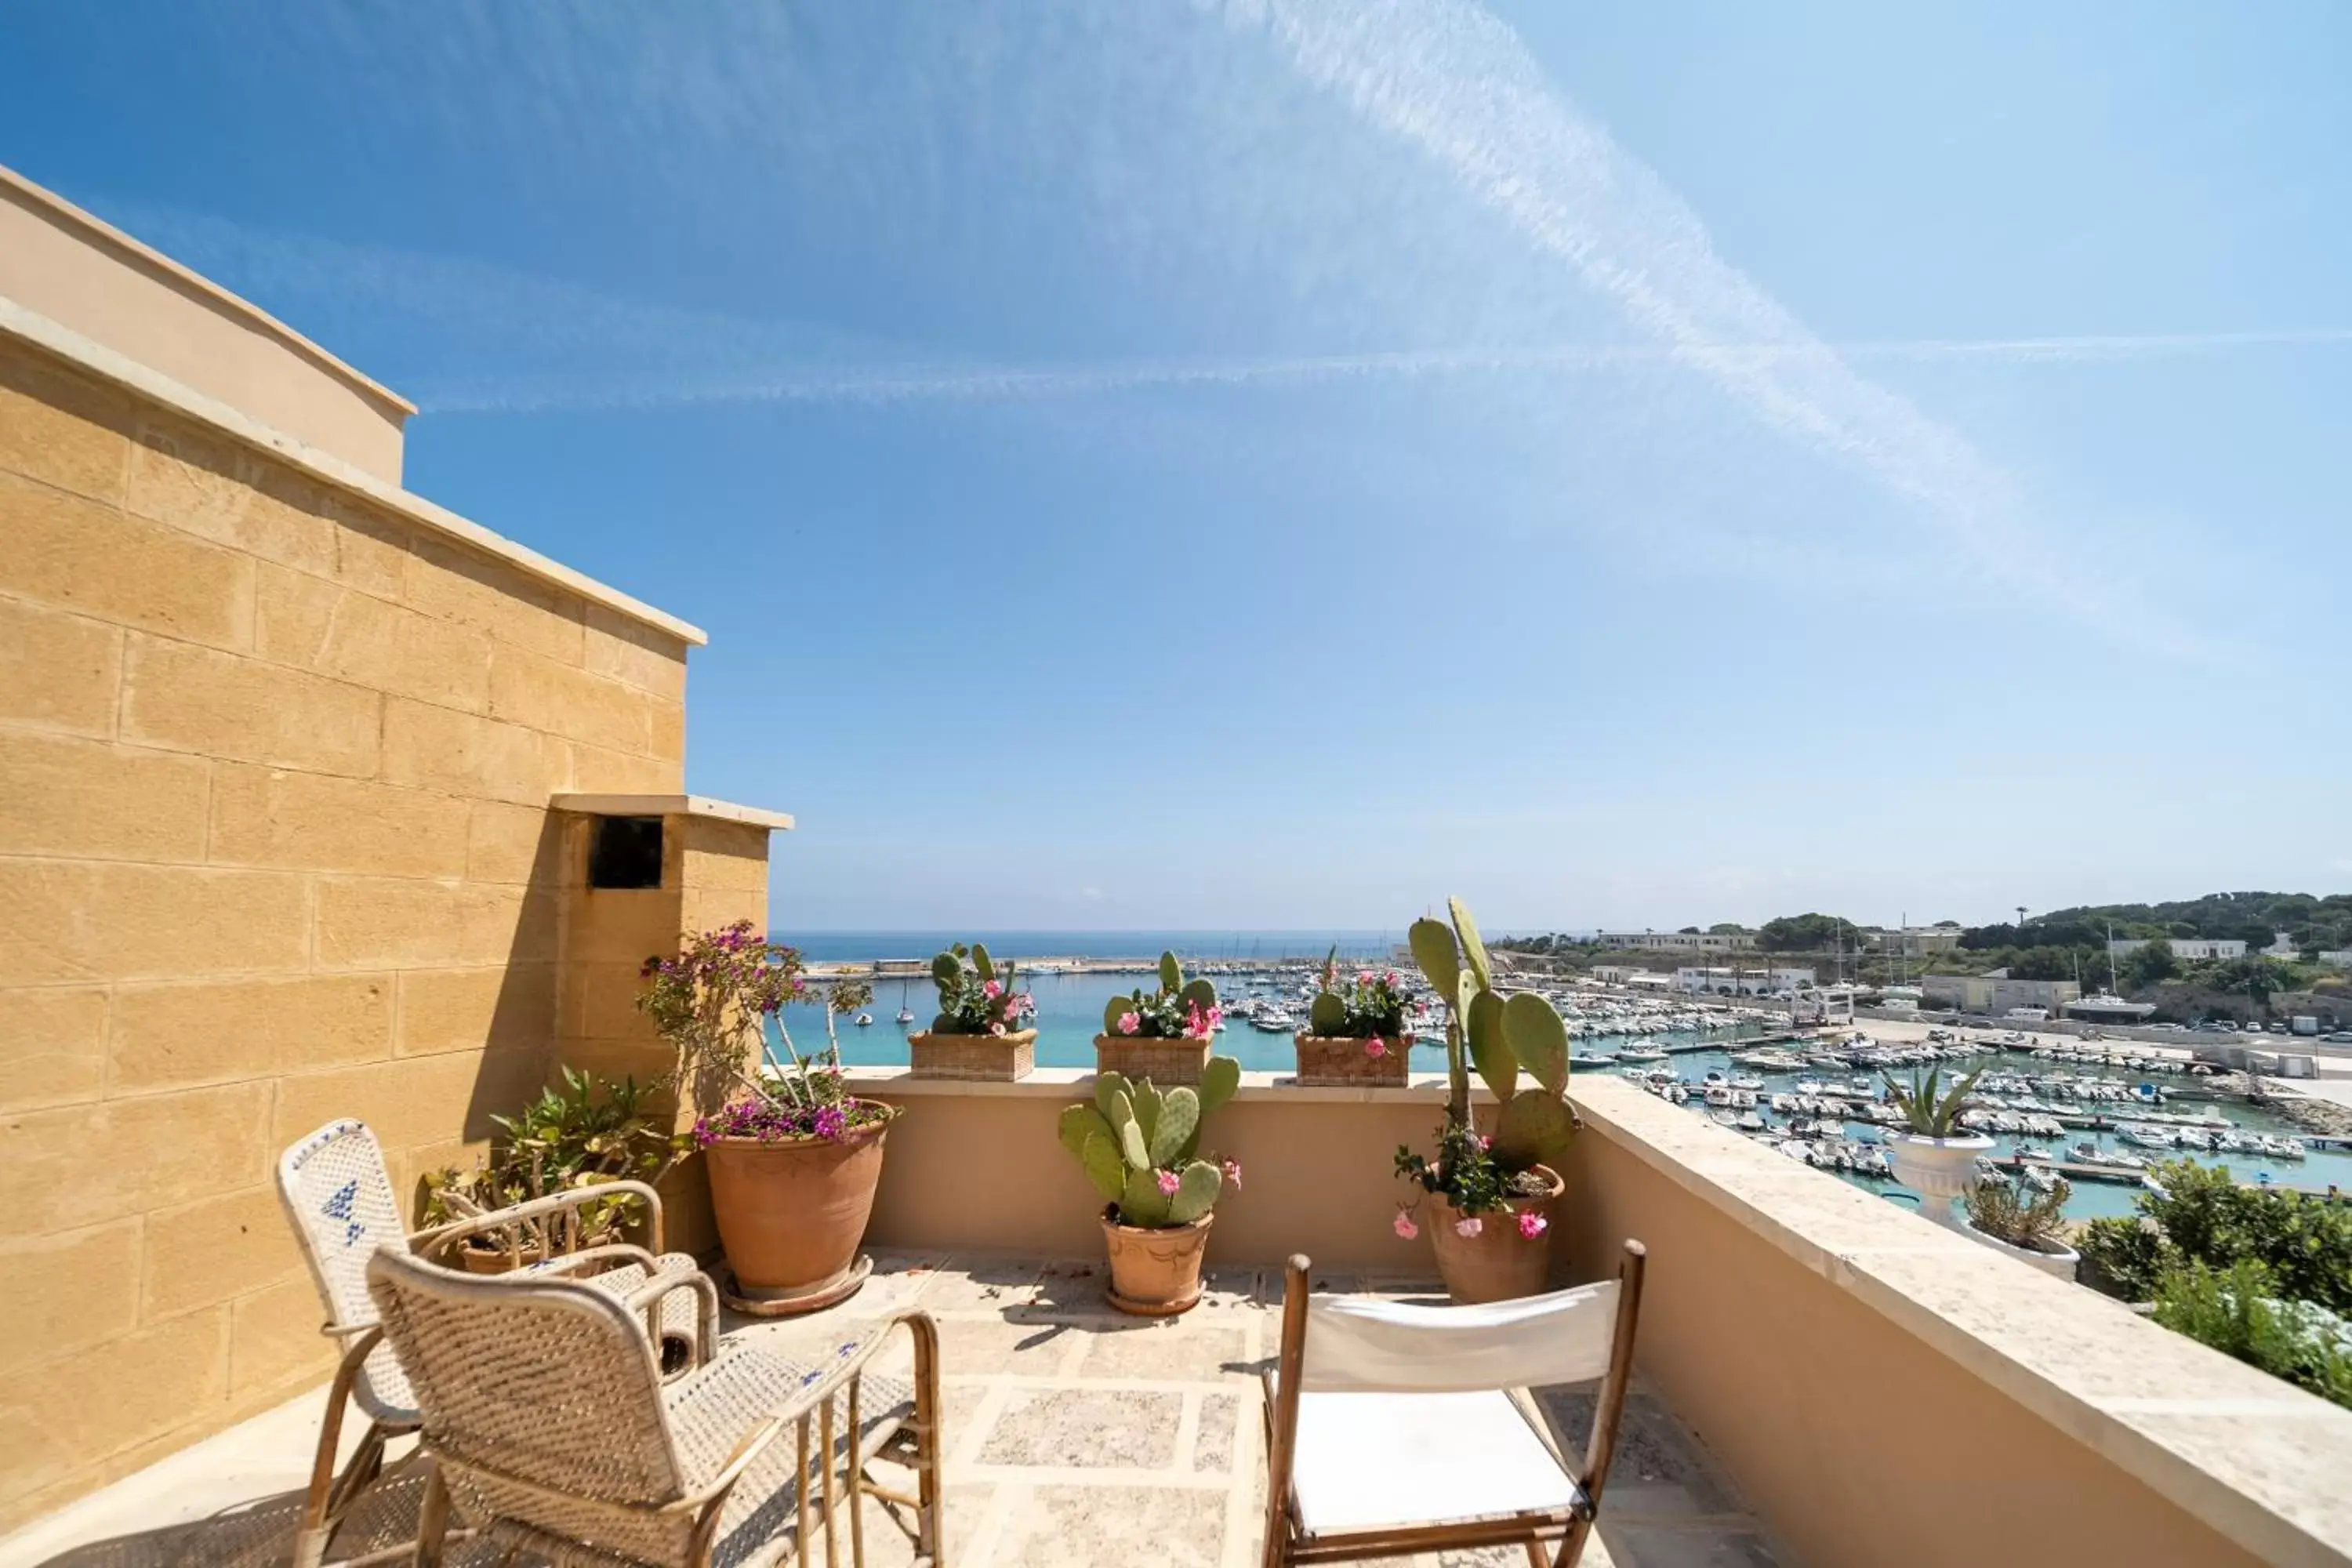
[2,1254,1784,1568]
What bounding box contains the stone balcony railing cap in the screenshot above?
[550,793,794,830]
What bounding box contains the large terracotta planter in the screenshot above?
[1294,1032,1410,1087]
[1094,1033,1213,1085]
[908,1029,1036,1081]
[1423,1165,1562,1304]
[1101,1209,1213,1316]
[704,1105,895,1312]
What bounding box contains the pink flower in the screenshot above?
[1221,1158,1242,1190]
[1156,1169,1181,1196]
[1385,970,1400,986]
[1206,1005,1224,1027]
[1454,1217,1483,1239]
[1475,1134,1492,1151]
[1392,1207,1420,1240]
[1516,1210,1549,1240]
[989,1022,1006,1036]
[1117,1011,1141,1036]
[1364,1036,1388,1058]
[982,978,1003,1000]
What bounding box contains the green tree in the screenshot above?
[2122,939,2179,990]
[1756,913,1863,953]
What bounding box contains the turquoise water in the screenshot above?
[768,938,2349,1226]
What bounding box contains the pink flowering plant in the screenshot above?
[1305,946,1413,1056]
[1099,950,1224,1040]
[1392,898,1577,1224]
[1056,1059,1243,1228]
[924,942,1038,1035]
[635,920,895,1147]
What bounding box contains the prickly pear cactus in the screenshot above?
[1097,953,1221,1039]
[1056,1061,1240,1227]
[1408,896,1577,1173]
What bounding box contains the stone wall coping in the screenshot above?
[0,164,415,419]
[837,1063,2352,1565]
[550,793,794,829]
[0,293,707,648]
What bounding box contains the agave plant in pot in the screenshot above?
[1881,1063,1992,1228]
[637,921,898,1314]
[1057,1057,1242,1315]
[906,942,1039,1080]
[1962,1171,2080,1280]
[1393,898,1578,1303]
[1096,951,1222,1086]
[1294,949,1414,1087]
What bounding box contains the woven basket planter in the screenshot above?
[907,1029,1036,1081]
[1094,1033,1213,1085]
[1293,1032,1410,1087]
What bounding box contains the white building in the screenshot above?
[2319,951,2352,970]
[1598,931,1756,953]
[1675,966,1814,996]
[2106,938,2245,962]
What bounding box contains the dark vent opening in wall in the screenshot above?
[589,816,664,890]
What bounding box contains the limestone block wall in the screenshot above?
[0,330,695,1530]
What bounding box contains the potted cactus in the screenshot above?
[1296,948,1414,1086]
[1057,1058,1242,1315]
[906,942,1039,1080]
[1393,898,1577,1303]
[1881,1063,1992,1228]
[1095,951,1222,1086]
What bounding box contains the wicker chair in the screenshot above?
[365,1247,946,1568]
[276,1120,715,1568]
[1260,1240,1647,1568]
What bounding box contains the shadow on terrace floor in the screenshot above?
[4,1252,1788,1568]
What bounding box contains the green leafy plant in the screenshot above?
[1393,898,1577,1218]
[1056,1059,1242,1228]
[1100,951,1222,1040]
[2152,1258,2352,1410]
[2076,1159,2352,1313]
[421,1066,680,1251]
[1880,1063,1986,1138]
[1305,946,1412,1056]
[1965,1171,2073,1251]
[927,942,1038,1035]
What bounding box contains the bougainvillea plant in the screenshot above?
[635,920,894,1146]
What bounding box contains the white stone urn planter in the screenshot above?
[1885,1132,1994,1227]
[1958,1217,2081,1281]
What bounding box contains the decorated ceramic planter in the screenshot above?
[1422,1164,1562,1304]
[1101,1210,1214,1316]
[1293,1031,1410,1087]
[1886,1133,1994,1227]
[907,1028,1036,1082]
[1094,1033,1213,1086]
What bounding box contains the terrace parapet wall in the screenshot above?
[848,1067,2352,1568]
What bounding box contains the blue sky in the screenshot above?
[4,2,2347,933]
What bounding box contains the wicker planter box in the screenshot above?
[1293,1032,1411,1087]
[1094,1033,1213,1085]
[906,1029,1036,1081]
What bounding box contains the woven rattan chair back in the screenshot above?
[277,1119,417,1420]
[368,1246,698,1563]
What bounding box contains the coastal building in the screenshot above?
[2320,950,2352,969]
[1595,930,1756,952]
[2106,938,2247,961]
[1881,925,1964,956]
[1674,965,1814,996]
[1921,975,2082,1014]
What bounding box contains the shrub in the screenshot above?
[1965,1173,2071,1250]
[2152,1258,2352,1410]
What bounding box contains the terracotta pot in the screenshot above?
[908,1029,1036,1081]
[1094,1033,1213,1086]
[704,1104,895,1305]
[456,1237,548,1275]
[1423,1164,1562,1304]
[1101,1208,1214,1316]
[1293,1032,1410,1087]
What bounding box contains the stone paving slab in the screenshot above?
[1,1250,1788,1568]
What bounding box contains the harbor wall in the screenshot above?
[0,296,730,1527]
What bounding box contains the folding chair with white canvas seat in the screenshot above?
[275,1119,715,1567]
[1260,1240,1646,1568]
[365,1247,946,1568]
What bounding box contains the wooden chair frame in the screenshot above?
[1259,1240,1646,1568]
